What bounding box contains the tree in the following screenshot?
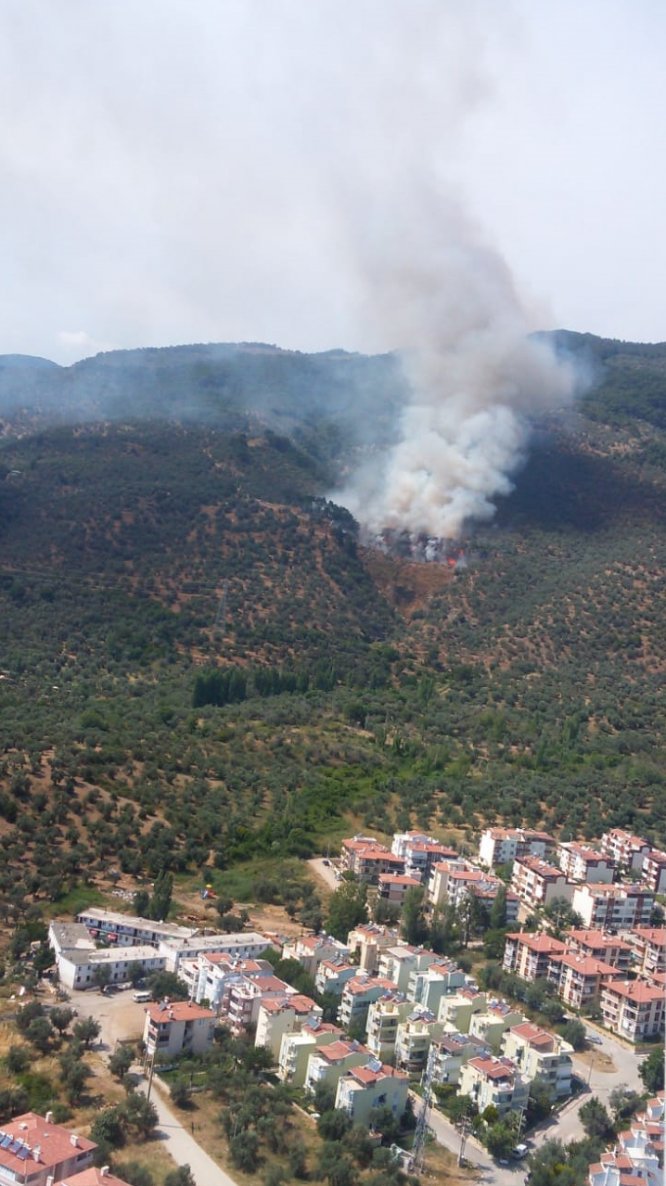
[49,1006,75,1035]
[317,1141,357,1186]
[61,1059,91,1105]
[485,1120,516,1160]
[114,1165,155,1186]
[229,1131,259,1173]
[5,1046,30,1073]
[527,1077,553,1124]
[26,1017,54,1053]
[527,1140,577,1186]
[287,1141,308,1180]
[133,889,150,917]
[317,1108,352,1141]
[489,884,508,929]
[559,1019,586,1051]
[92,964,112,991]
[109,1045,134,1082]
[164,1168,196,1186]
[639,1046,664,1094]
[401,887,428,946]
[170,1080,192,1109]
[579,1097,614,1142]
[122,1092,158,1138]
[149,870,173,921]
[73,1017,101,1048]
[146,971,189,1001]
[326,875,367,942]
[127,961,145,987]
[90,1107,126,1151]
[608,1086,641,1125]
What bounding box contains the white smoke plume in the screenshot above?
[334,181,580,540]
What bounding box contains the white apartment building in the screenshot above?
[159,931,269,973]
[501,1022,573,1099]
[281,933,349,977]
[477,828,555,869]
[336,1061,409,1126]
[337,976,396,1031]
[76,908,194,947]
[459,1056,530,1118]
[511,856,574,911]
[377,946,437,994]
[642,848,666,894]
[255,994,322,1057]
[408,959,467,1014]
[366,994,411,1062]
[346,924,399,973]
[304,1039,370,1096]
[599,829,650,872]
[315,959,359,997]
[556,842,615,884]
[600,979,665,1042]
[143,1001,216,1058]
[278,1020,343,1087]
[394,1010,444,1074]
[571,883,654,930]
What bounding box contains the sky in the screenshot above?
[1,0,664,365]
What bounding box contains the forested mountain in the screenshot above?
[0,332,664,913]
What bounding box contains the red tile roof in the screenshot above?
[0,1113,96,1176]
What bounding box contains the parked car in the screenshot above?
[586,1032,603,1045]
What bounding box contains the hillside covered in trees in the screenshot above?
[0,332,664,914]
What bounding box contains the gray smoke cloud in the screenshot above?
[334,188,580,538]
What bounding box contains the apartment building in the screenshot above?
[159,931,270,973]
[377,945,437,994]
[0,1113,96,1186]
[255,994,322,1057]
[430,1032,491,1087]
[556,842,616,884]
[223,972,294,1035]
[314,959,358,997]
[143,1001,216,1058]
[407,958,467,1014]
[565,929,633,972]
[459,1056,530,1118]
[337,976,396,1032]
[511,856,574,910]
[304,1039,370,1096]
[62,1169,135,1186]
[346,924,399,972]
[391,832,459,882]
[571,883,654,930]
[438,989,487,1034]
[366,994,411,1061]
[549,952,619,1010]
[642,848,666,894]
[427,859,471,909]
[501,1022,573,1099]
[502,931,567,981]
[394,1010,444,1074]
[184,953,274,1009]
[377,873,422,907]
[600,979,665,1042]
[340,837,405,883]
[468,1002,526,1051]
[478,827,555,869]
[599,829,650,872]
[627,927,666,977]
[281,933,349,977]
[278,1020,343,1087]
[336,1061,409,1126]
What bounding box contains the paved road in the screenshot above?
[307,857,339,892]
[137,1076,238,1186]
[411,1093,525,1186]
[68,987,240,1186]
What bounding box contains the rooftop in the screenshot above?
[468,1057,517,1081]
[78,908,194,940]
[146,1001,215,1024]
[0,1112,96,1175]
[505,931,567,953]
[602,979,666,1004]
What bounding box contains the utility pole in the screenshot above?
[412,1047,435,1173]
[457,1115,471,1166]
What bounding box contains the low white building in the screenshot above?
[159,931,270,973]
[77,909,194,948]
[56,944,166,991]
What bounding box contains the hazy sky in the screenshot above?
[1,0,663,364]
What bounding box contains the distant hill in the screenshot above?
[0,332,663,913]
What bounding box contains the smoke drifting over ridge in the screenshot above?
[334,189,580,539]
